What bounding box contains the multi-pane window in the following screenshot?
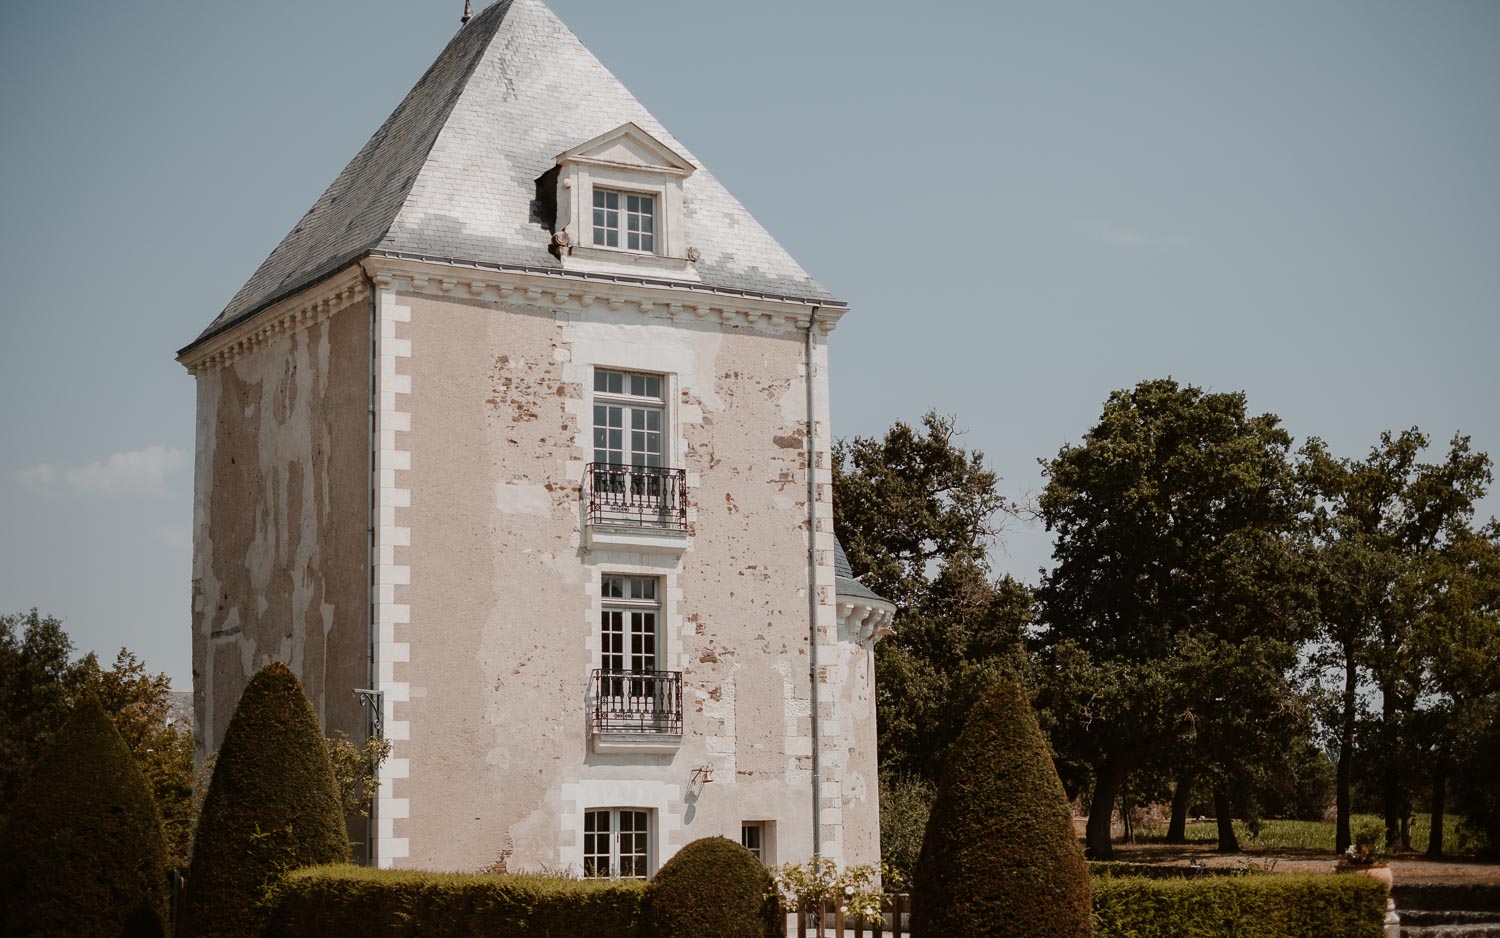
[592,189,655,253]
[593,369,665,468]
[583,809,651,879]
[741,822,764,862]
[601,575,659,682]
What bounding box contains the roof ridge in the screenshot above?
[189,1,515,348]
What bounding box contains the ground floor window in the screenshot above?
[584,808,651,879]
[741,821,771,863]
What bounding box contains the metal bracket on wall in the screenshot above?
[352,688,385,740]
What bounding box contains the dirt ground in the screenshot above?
[1104,841,1500,885]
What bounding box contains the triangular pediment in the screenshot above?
[556,122,695,177]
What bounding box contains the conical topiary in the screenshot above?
[911,676,1092,937]
[0,695,169,937]
[179,661,348,938]
[641,836,782,938]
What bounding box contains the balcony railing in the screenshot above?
[585,462,688,530]
[591,669,683,735]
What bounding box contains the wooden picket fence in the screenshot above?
[787,893,912,937]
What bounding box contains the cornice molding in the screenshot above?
[179,250,846,376]
[177,267,368,375]
[360,254,845,336]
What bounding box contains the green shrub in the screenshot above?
[880,771,935,882]
[1092,874,1386,938]
[179,662,349,938]
[264,864,644,937]
[0,695,169,937]
[642,836,781,938]
[911,676,1091,937]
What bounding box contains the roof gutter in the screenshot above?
[805,307,823,860]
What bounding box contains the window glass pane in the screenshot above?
[629,374,644,397]
[606,230,618,247]
[640,233,653,252]
[593,190,606,208]
[644,375,661,399]
[741,824,762,857]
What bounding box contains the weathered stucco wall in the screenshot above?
[379,281,879,873]
[190,301,370,756]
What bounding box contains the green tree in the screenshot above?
[0,609,78,823]
[1036,379,1311,858]
[180,662,348,938]
[834,412,1031,786]
[74,648,197,869]
[0,695,169,937]
[0,612,195,868]
[1302,430,1493,851]
[1409,521,1500,856]
[911,676,1092,937]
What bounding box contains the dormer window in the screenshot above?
[593,189,655,253]
[549,122,698,280]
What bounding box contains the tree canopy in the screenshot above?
[1036,378,1313,857]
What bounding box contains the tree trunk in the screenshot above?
[1213,783,1239,853]
[1335,649,1357,853]
[1381,683,1401,851]
[1086,763,1126,859]
[1166,773,1193,844]
[1427,751,1447,859]
[1120,789,1134,845]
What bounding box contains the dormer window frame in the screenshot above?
[553,123,699,281]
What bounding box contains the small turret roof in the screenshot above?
[834,538,891,606]
[186,0,841,353]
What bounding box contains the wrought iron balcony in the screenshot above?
[585,462,687,530]
[591,669,683,735]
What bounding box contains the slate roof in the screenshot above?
[187,0,842,352]
[834,538,892,606]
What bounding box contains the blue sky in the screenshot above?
[1,0,1496,686]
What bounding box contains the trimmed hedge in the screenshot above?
[179,662,349,938]
[1089,861,1269,880]
[1093,874,1387,938]
[641,836,780,938]
[912,676,1092,937]
[264,865,645,936]
[0,695,169,937]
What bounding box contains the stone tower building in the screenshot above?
[177,0,893,873]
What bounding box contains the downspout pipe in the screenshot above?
[804,307,822,859]
[359,261,378,867]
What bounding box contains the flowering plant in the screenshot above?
[1337,822,1391,868]
[769,858,905,923]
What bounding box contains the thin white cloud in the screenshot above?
[1083,221,1191,249]
[15,445,188,497]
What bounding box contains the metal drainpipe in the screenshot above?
[360,261,378,867]
[804,307,822,860]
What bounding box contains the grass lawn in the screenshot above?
[1140,814,1483,856]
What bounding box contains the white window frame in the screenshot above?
[744,822,768,858]
[599,574,661,676]
[592,187,658,254]
[583,808,653,879]
[592,368,667,468]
